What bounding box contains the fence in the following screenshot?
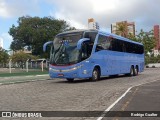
[0,59,49,74]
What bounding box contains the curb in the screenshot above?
[0,74,49,78]
[0,79,47,85]
[0,74,49,85]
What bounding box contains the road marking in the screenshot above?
[97,78,160,120]
[97,87,132,120]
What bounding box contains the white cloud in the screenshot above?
[0,0,159,32]
[0,0,10,18]
[0,0,39,18]
[47,0,159,31]
[0,33,13,50]
[0,37,3,48]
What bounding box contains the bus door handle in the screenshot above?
[91,61,95,63]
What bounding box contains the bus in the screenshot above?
[43,29,144,82]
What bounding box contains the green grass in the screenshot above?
[0,71,48,77]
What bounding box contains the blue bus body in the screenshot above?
[44,30,144,81]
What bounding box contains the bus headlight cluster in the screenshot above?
[49,65,83,72]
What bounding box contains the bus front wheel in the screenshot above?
[91,68,100,81]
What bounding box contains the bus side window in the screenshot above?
[81,42,93,60]
[96,35,105,52]
[106,36,112,50]
[84,32,97,42]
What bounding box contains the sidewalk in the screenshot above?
[0,71,50,85]
[0,71,48,77]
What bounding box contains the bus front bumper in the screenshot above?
[49,65,91,79]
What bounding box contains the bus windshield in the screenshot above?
[50,32,83,65]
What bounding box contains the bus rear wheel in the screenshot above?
[66,78,74,82]
[134,66,139,76]
[91,68,100,81]
[126,66,134,77]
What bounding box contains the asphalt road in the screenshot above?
[0,68,160,120]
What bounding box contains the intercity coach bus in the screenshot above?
[43,29,144,82]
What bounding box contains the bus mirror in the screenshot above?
[43,41,53,52]
[77,38,90,50]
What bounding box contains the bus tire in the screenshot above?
[126,66,134,77]
[134,66,139,76]
[91,67,100,81]
[66,78,74,82]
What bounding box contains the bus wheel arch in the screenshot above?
[91,66,101,81]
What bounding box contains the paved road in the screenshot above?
[0,68,160,120]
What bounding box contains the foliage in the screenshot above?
[115,22,127,37]
[145,55,160,64]
[129,29,156,55]
[9,16,76,57]
[127,29,156,64]
[0,48,9,64]
[11,51,38,63]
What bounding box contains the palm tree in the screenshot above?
[115,21,128,38]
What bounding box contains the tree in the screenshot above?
[129,29,156,55]
[116,22,128,37]
[9,16,76,57]
[0,47,9,67]
[11,51,38,63]
[128,29,156,64]
[0,48,9,66]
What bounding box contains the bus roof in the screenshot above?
[56,29,143,46]
[56,29,98,36]
[98,30,143,46]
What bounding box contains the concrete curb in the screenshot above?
[0,74,48,78]
[0,74,49,85]
[0,79,47,85]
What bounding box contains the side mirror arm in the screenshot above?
[43,41,53,52]
[77,38,90,50]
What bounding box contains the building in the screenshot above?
[0,38,3,48]
[88,18,99,30]
[153,25,160,50]
[111,21,135,38]
[153,25,160,56]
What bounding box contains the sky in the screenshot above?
[0,0,160,50]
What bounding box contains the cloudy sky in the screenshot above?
[0,0,160,50]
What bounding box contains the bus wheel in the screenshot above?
[66,78,74,82]
[91,68,100,81]
[128,66,134,77]
[134,66,139,76]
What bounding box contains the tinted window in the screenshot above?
[95,35,144,54]
[111,39,123,52]
[96,35,112,51]
[84,32,97,42]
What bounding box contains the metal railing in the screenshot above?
[0,59,49,74]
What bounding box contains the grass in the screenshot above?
[0,71,48,77]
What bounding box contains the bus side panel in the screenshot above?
[91,50,111,76]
